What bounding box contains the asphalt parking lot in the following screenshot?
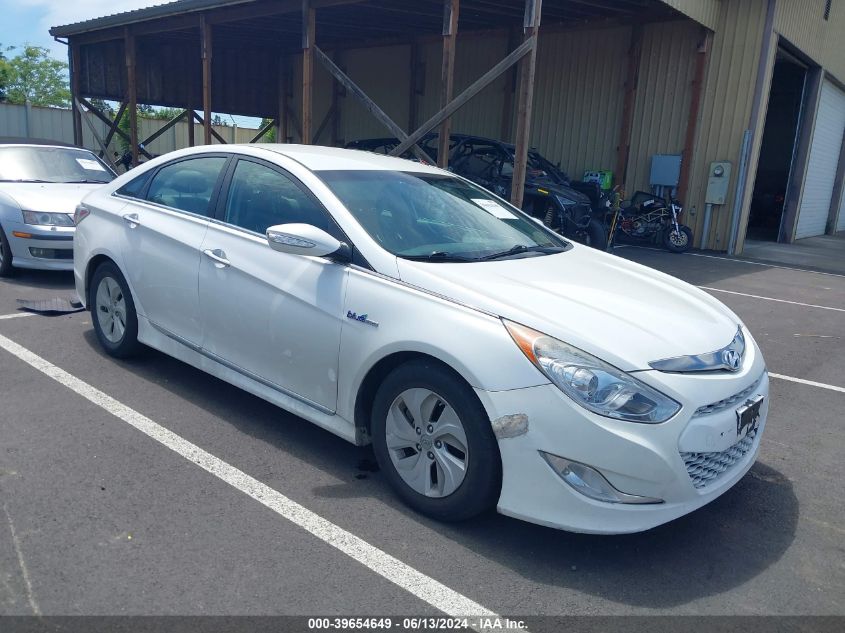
[0,246,843,623]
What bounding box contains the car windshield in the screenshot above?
[0,146,115,184]
[318,170,567,261]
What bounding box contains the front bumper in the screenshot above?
[5,222,75,271]
[475,343,768,534]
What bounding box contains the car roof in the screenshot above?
[257,143,444,174]
[0,137,80,149]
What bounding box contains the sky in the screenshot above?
[0,0,260,127]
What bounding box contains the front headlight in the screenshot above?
[504,320,680,423]
[22,211,75,227]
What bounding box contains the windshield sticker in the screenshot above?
[76,158,107,172]
[472,198,516,219]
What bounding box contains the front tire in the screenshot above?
[663,224,693,252]
[371,359,501,521]
[90,261,140,358]
[0,226,14,277]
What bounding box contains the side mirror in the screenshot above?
[266,223,350,262]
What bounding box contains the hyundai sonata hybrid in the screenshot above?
[74,144,768,534]
[0,138,116,276]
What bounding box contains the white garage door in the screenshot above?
[796,79,845,239]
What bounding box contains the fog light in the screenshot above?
[540,452,663,505]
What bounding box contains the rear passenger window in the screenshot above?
[145,157,226,216]
[223,159,330,234]
[116,170,152,198]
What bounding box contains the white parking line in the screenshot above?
[770,373,845,394]
[699,287,845,313]
[0,332,498,623]
[0,312,34,320]
[685,252,845,279]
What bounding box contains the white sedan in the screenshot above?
[73,144,768,534]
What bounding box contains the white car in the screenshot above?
[0,139,116,276]
[73,144,768,534]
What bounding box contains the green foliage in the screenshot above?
[257,117,276,143]
[0,44,12,102]
[3,45,70,107]
[149,107,184,121]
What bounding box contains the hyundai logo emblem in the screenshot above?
[722,349,742,371]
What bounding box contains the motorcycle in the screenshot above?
[608,190,693,253]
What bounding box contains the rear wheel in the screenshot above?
[0,226,14,277]
[90,262,140,358]
[583,218,608,250]
[371,360,501,521]
[663,224,693,252]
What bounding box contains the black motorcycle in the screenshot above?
[609,191,693,253]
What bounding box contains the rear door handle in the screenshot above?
[122,213,140,228]
[203,248,230,268]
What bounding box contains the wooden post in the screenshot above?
[614,23,642,191]
[331,50,342,146]
[677,28,711,203]
[510,0,542,210]
[125,29,138,166]
[438,0,460,168]
[201,14,213,145]
[69,43,83,146]
[302,1,315,144]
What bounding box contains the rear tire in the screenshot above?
[0,226,15,277]
[371,359,501,521]
[90,261,140,358]
[584,218,608,250]
[663,225,693,253]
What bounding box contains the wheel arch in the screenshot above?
[85,254,119,304]
[353,351,480,445]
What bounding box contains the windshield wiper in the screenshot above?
[400,251,473,263]
[0,178,54,183]
[480,244,565,261]
[64,179,111,184]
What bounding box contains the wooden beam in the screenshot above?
[125,28,139,166]
[69,44,83,146]
[302,1,315,144]
[614,23,642,191]
[510,0,542,210]
[677,28,710,204]
[313,102,336,143]
[78,97,153,159]
[74,98,119,171]
[277,55,287,143]
[102,102,128,157]
[250,119,276,143]
[140,109,189,147]
[201,14,213,145]
[192,111,228,144]
[437,0,460,168]
[390,34,535,159]
[313,45,436,164]
[331,50,343,146]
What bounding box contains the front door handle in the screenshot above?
[203,248,230,268]
[122,213,140,228]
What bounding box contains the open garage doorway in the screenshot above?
[747,50,807,242]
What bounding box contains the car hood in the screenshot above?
[0,182,104,213]
[396,246,741,371]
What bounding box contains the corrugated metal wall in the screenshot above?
[626,20,701,194]
[684,0,769,250]
[660,0,720,30]
[531,25,629,183]
[775,0,845,83]
[0,103,260,159]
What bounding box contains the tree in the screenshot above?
[257,117,276,143]
[0,44,12,102]
[149,107,184,121]
[4,45,70,107]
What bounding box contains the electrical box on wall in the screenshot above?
[705,161,732,204]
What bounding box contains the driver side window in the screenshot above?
[223,159,330,234]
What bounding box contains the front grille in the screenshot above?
[694,374,764,416]
[681,429,757,489]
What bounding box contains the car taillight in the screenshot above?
[74,205,91,225]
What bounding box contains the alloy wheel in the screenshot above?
[385,388,469,498]
[95,276,127,343]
